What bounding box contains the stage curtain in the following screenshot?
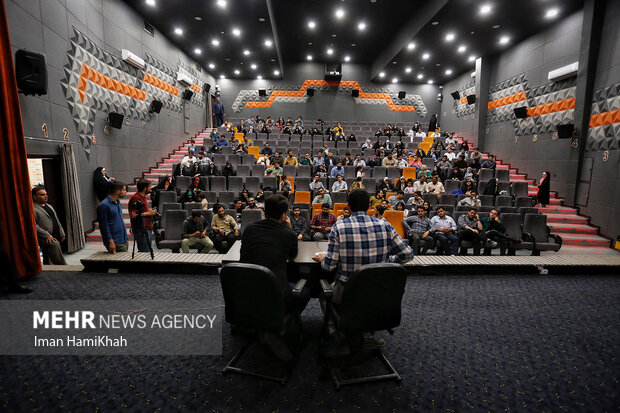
[0,0,42,277]
[60,144,86,252]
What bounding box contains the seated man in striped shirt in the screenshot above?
[313,189,414,356]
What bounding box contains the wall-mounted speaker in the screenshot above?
[513,107,528,118]
[15,49,47,96]
[258,89,267,97]
[108,112,123,129]
[351,89,359,98]
[398,91,406,99]
[306,88,314,96]
[204,83,211,93]
[450,91,460,100]
[182,89,193,100]
[150,100,163,114]
[466,94,476,105]
[556,123,575,139]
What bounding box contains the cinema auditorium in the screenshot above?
[0,0,618,410]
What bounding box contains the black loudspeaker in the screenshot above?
[513,107,528,118]
[557,124,575,139]
[150,100,163,114]
[182,89,193,100]
[204,83,211,93]
[451,91,460,100]
[15,49,47,96]
[306,88,314,96]
[466,94,476,105]
[258,89,267,97]
[351,89,359,98]
[108,112,123,129]
[398,91,406,99]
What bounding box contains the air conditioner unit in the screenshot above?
[121,49,145,70]
[177,72,193,86]
[548,62,579,82]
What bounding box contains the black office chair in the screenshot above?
[220,263,306,384]
[320,263,406,389]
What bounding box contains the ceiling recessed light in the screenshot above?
[234,69,240,75]
[480,4,492,15]
[193,48,201,55]
[243,49,250,55]
[392,61,397,65]
[273,70,280,75]
[232,28,241,36]
[358,22,366,31]
[379,72,385,78]
[432,21,439,25]
[194,16,201,21]
[407,42,415,50]
[351,43,356,47]
[445,33,455,42]
[208,63,215,69]
[405,67,412,73]
[219,74,225,79]
[545,8,559,19]
[145,0,155,6]
[458,45,467,53]
[499,36,510,45]
[422,53,430,60]
[174,27,183,35]
[307,42,312,45]
[225,58,230,61]
[258,17,266,22]
[331,34,337,38]
[212,39,219,46]
[251,64,257,70]
[327,48,333,55]
[308,21,316,29]
[344,56,351,62]
[468,55,477,62]
[435,63,441,67]
[216,0,226,8]
[427,79,434,84]
[392,77,398,83]
[445,69,452,75]
[270,58,275,62]
[264,40,272,47]
[492,24,500,29]
[335,9,344,19]
[417,73,424,79]
[307,54,313,61]
[257,75,262,80]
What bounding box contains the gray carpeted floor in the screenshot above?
[0,271,618,412]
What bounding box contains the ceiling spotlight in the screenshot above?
[499,36,510,45]
[174,27,183,35]
[145,0,155,6]
[327,48,333,55]
[234,69,240,75]
[344,56,351,62]
[264,40,273,47]
[392,78,398,83]
[545,8,559,19]
[379,72,385,78]
[458,45,467,53]
[232,28,241,36]
[422,53,430,60]
[468,55,477,62]
[405,67,412,73]
[216,0,226,8]
[193,48,201,55]
[251,64,257,70]
[407,42,415,50]
[427,80,434,84]
[208,63,215,69]
[445,69,452,75]
[243,49,250,55]
[257,75,262,80]
[308,21,316,29]
[212,39,220,46]
[273,70,280,75]
[445,33,455,42]
[480,4,492,14]
[358,22,366,31]
[219,74,225,79]
[307,54,313,61]
[194,16,202,21]
[417,73,424,79]
[335,9,344,19]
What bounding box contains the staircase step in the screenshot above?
[553,233,610,247]
[540,206,578,214]
[545,213,589,224]
[548,222,598,234]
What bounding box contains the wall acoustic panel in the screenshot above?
[588,81,620,152]
[451,79,476,119]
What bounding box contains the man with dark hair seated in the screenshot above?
[211,204,238,253]
[313,189,414,356]
[430,206,458,255]
[457,208,486,256]
[310,203,336,241]
[403,206,435,255]
[181,211,213,254]
[481,209,519,256]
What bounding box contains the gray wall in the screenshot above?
[218,63,441,126]
[6,0,214,227]
[439,70,476,144]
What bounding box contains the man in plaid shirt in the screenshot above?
[402,205,435,255]
[310,203,337,241]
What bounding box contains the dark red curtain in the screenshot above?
[0,0,41,277]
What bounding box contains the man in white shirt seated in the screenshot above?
[181,151,197,176]
[353,155,366,167]
[444,132,459,147]
[444,147,456,162]
[331,174,348,192]
[413,176,428,193]
[457,191,482,207]
[430,206,459,255]
[426,175,445,198]
[415,130,426,138]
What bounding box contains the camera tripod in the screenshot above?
[131,212,154,260]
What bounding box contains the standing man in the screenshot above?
[213,97,225,127]
[97,181,128,253]
[32,185,66,265]
[211,204,238,253]
[128,179,157,253]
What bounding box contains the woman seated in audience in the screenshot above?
[255,189,265,203]
[331,174,348,192]
[383,125,393,137]
[312,187,332,207]
[275,117,285,128]
[397,128,406,137]
[151,174,176,208]
[394,201,408,216]
[373,139,384,151]
[181,176,206,203]
[449,167,464,181]
[417,165,432,179]
[374,129,382,137]
[315,164,328,178]
[309,174,326,192]
[394,176,407,192]
[303,128,312,136]
[378,177,394,193]
[279,175,292,192]
[483,178,499,196]
[460,141,470,151]
[461,178,476,195]
[394,141,404,156]
[348,133,356,142]
[234,143,247,154]
[463,167,476,182]
[282,124,292,134]
[422,201,431,215]
[311,127,322,136]
[404,179,416,194]
[204,163,219,176]
[239,189,251,204]
[222,162,236,179]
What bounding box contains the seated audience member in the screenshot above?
[483,178,499,196]
[457,148,469,160]
[205,163,219,176]
[255,189,265,204]
[415,129,426,139]
[221,162,236,179]
[369,190,385,208]
[197,192,209,210]
[309,174,325,192]
[394,201,408,216]
[464,167,475,182]
[330,161,345,178]
[481,154,497,169]
[383,124,393,137]
[449,167,465,181]
[413,176,428,193]
[196,152,212,172]
[444,147,456,163]
[422,201,431,215]
[469,157,482,172]
[313,151,325,167]
[350,177,365,191]
[211,204,238,253]
[458,191,481,207]
[311,127,322,136]
[388,191,405,208]
[260,143,273,156]
[445,132,459,148]
[374,204,387,220]
[32,185,67,265]
[209,130,220,140]
[426,175,445,198]
[337,206,352,221]
[361,138,373,154]
[453,155,468,169]
[394,176,407,192]
[234,143,247,154]
[181,176,206,203]
[284,150,298,166]
[181,151,197,176]
[417,165,432,179]
[436,155,451,170]
[470,148,482,163]
[216,135,229,148]
[404,179,416,194]
[430,207,459,255]
[181,211,214,254]
[341,153,354,166]
[481,209,519,256]
[409,155,423,170]
[256,154,269,166]
[270,151,284,166]
[461,179,476,195]
[348,133,356,142]
[152,174,175,209]
[382,153,398,168]
[331,174,348,192]
[315,164,328,178]
[310,203,336,241]
[93,167,115,202]
[396,154,408,169]
[325,152,339,169]
[407,191,424,207]
[265,162,283,177]
[239,189,251,204]
[231,199,244,224]
[353,155,366,167]
[299,153,313,166]
[279,175,292,192]
[457,208,486,256]
[312,187,332,207]
[374,128,382,137]
[367,154,381,168]
[290,206,311,241]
